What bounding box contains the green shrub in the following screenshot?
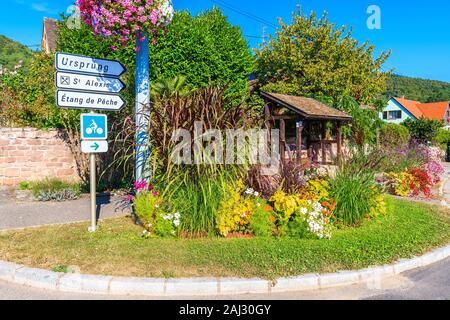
[23,178,81,202]
[330,148,383,225]
[379,123,410,147]
[249,200,274,237]
[18,181,30,191]
[283,215,310,238]
[433,128,450,151]
[133,190,179,238]
[402,117,443,143]
[167,171,233,236]
[330,171,380,225]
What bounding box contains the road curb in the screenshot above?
[1,243,449,296]
[440,176,450,207]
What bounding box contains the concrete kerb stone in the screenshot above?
[0,261,22,281]
[0,243,450,296]
[109,277,165,296]
[166,278,219,296]
[14,267,62,290]
[58,273,112,294]
[271,274,319,293]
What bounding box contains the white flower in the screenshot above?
[245,188,255,195]
[254,191,259,197]
[174,219,180,227]
[158,0,174,27]
[174,212,181,219]
[155,204,160,209]
[300,207,308,215]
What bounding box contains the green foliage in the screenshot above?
[151,75,192,98]
[1,53,65,129]
[150,9,255,105]
[330,148,383,225]
[249,202,274,238]
[21,178,81,202]
[335,95,384,145]
[255,8,391,104]
[434,128,450,151]
[51,265,69,273]
[385,74,450,103]
[379,123,410,147]
[0,35,33,71]
[402,118,443,143]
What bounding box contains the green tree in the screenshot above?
[255,8,391,104]
[149,8,254,105]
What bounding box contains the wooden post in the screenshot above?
[296,120,303,164]
[321,122,327,165]
[280,119,286,163]
[336,121,342,164]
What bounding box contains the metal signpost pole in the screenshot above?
[88,111,96,233]
[135,32,150,182]
[89,152,96,232]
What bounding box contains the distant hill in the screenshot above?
[384,74,450,103]
[0,35,33,72]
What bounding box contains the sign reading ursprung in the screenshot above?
[55,52,127,77]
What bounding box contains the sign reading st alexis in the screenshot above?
[56,72,126,94]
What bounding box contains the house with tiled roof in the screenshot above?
[41,18,58,54]
[380,97,450,127]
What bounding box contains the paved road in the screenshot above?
[0,258,448,300]
[0,193,130,230]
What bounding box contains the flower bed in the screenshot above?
[378,144,445,198]
[126,160,386,240]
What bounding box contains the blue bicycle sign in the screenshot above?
[81,114,107,140]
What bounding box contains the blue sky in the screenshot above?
[1,0,449,82]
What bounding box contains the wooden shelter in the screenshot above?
[262,92,352,165]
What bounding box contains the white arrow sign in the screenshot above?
[57,90,126,111]
[81,140,108,153]
[55,52,126,77]
[56,72,125,94]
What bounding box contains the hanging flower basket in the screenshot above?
[77,0,174,47]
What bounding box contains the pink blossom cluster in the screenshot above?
[76,0,174,48]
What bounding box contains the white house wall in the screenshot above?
[379,99,415,124]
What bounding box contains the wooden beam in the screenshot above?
[336,121,342,164]
[296,121,303,164]
[280,119,286,163]
[321,122,327,165]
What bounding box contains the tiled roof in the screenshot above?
[393,97,423,119]
[392,97,449,121]
[262,92,352,120]
[42,18,58,53]
[417,102,449,121]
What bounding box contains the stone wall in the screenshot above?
[0,128,78,186]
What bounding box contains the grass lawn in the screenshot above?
[0,196,449,280]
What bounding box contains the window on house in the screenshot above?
[383,112,388,120]
[387,111,402,120]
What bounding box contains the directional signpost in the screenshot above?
[55,52,126,232]
[56,72,126,93]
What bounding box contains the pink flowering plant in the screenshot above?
[77,0,174,47]
[123,180,180,238]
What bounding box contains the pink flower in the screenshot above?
[78,0,173,46]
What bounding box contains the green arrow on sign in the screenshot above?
[91,142,99,151]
